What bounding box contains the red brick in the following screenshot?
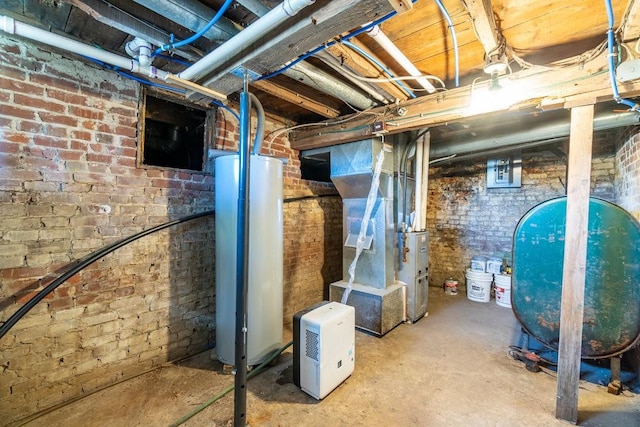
[71,130,92,141]
[48,298,74,311]
[14,94,66,113]
[16,290,54,304]
[33,135,68,149]
[42,125,68,138]
[38,112,78,127]
[0,64,27,80]
[30,73,79,92]
[151,178,182,189]
[1,266,47,280]
[69,106,104,120]
[86,153,112,164]
[58,150,84,161]
[115,126,137,138]
[0,141,20,154]
[0,78,44,96]
[17,120,43,133]
[46,89,86,106]
[5,132,31,145]
[0,104,37,120]
[117,176,148,187]
[116,157,137,168]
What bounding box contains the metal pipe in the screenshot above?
[234,80,251,426]
[420,131,430,231]
[283,61,375,110]
[132,0,238,43]
[180,0,315,81]
[236,0,271,17]
[364,25,437,93]
[0,15,168,80]
[249,93,265,155]
[316,51,393,104]
[430,111,640,158]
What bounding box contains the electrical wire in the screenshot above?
[153,0,234,56]
[170,341,293,427]
[434,0,460,87]
[604,0,639,110]
[341,40,417,98]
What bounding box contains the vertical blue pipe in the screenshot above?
[234,78,251,426]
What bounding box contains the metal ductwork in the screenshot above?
[430,110,640,159]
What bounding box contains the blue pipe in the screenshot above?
[341,40,416,98]
[153,0,234,56]
[434,0,459,87]
[604,0,638,110]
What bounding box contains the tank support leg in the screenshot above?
[607,355,622,395]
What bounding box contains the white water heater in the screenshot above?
[293,301,355,399]
[214,154,283,366]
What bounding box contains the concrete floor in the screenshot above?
[20,288,640,426]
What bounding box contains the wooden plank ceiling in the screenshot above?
[0,0,636,141]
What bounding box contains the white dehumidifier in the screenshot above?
[293,301,355,399]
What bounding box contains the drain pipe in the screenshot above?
[179,0,315,81]
[364,25,437,93]
[249,93,265,155]
[414,136,424,231]
[0,15,167,79]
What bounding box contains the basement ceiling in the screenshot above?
[1,0,639,141]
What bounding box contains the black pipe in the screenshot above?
[283,193,340,203]
[234,83,251,427]
[0,210,214,341]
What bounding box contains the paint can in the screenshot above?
[443,278,458,295]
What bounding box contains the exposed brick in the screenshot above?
[0,104,37,120]
[14,94,66,113]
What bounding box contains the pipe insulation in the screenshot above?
[179,0,315,81]
[430,111,640,158]
[414,136,423,231]
[364,25,436,93]
[0,15,168,79]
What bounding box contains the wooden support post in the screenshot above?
[555,104,594,423]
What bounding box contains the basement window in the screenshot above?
[139,91,211,171]
[300,151,332,182]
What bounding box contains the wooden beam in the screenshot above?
[555,103,594,423]
[462,0,502,56]
[250,80,340,118]
[326,42,410,101]
[622,0,640,41]
[291,53,640,150]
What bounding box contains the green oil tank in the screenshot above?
[512,197,640,359]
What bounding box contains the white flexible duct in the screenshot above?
[414,135,423,231]
[179,0,315,81]
[364,25,436,93]
[0,16,167,79]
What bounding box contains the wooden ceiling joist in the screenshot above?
[251,80,341,118]
[462,0,503,59]
[291,53,640,150]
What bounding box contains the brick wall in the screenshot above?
[616,127,640,220]
[0,34,342,423]
[426,134,618,289]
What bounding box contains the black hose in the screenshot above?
[0,210,215,340]
[283,193,340,203]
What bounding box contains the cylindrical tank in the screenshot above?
[215,154,283,366]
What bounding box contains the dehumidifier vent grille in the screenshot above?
[305,329,319,361]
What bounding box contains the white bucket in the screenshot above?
[486,257,502,274]
[470,256,486,272]
[465,269,493,302]
[494,274,512,308]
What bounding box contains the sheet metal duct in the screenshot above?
[330,139,394,289]
[430,111,640,158]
